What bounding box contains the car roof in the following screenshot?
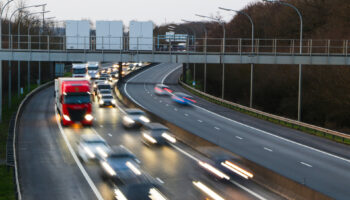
[125,109,145,114]
[173,92,192,98]
[81,134,105,142]
[143,123,168,130]
[117,183,162,200]
[155,84,169,88]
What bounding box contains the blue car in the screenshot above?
[171,92,196,105]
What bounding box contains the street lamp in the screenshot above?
[219,6,255,108]
[263,0,303,121]
[0,0,14,48]
[8,4,47,48]
[196,14,226,99]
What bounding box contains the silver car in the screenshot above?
[77,134,111,163]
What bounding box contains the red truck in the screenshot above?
[55,78,93,126]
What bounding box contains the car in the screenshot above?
[100,146,142,182]
[141,123,176,146]
[97,89,112,100]
[154,84,172,95]
[122,109,150,128]
[77,134,111,163]
[113,182,167,200]
[110,70,119,78]
[171,92,196,105]
[99,94,116,107]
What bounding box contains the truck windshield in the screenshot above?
[88,66,98,71]
[73,68,87,74]
[64,93,90,104]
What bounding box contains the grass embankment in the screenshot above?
[182,80,350,145]
[0,84,39,200]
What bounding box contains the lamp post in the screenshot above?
[7,4,46,107]
[263,0,303,121]
[219,7,255,107]
[0,0,14,122]
[196,14,226,99]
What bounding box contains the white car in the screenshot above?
[154,84,172,95]
[122,109,150,128]
[77,134,111,163]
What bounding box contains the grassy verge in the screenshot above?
[0,83,41,200]
[181,82,350,146]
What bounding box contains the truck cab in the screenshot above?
[55,78,93,126]
[87,62,101,79]
[72,63,88,78]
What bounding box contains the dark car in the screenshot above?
[113,182,167,200]
[141,123,176,145]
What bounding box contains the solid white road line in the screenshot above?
[263,147,273,152]
[55,108,104,200]
[161,64,182,84]
[300,162,313,168]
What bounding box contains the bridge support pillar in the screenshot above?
[221,63,225,99]
[250,63,254,107]
[0,60,2,122]
[38,61,41,85]
[8,61,11,108]
[18,61,20,97]
[27,61,30,92]
[183,63,187,83]
[118,62,123,82]
[298,64,302,121]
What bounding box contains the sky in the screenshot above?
[9,0,257,27]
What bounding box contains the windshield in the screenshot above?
[102,96,113,99]
[64,93,90,104]
[85,140,106,145]
[73,68,87,74]
[97,85,111,90]
[88,66,98,71]
[100,90,111,94]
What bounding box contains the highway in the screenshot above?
[16,73,282,199]
[123,63,350,199]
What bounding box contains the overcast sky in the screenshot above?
[13,0,258,26]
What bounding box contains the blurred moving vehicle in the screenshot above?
[171,92,196,105]
[110,70,119,79]
[100,146,141,183]
[97,89,112,100]
[113,182,167,200]
[72,63,88,78]
[122,109,150,128]
[77,134,111,163]
[87,62,100,79]
[154,84,172,95]
[141,123,176,146]
[55,78,93,126]
[99,94,116,107]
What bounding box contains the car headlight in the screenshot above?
[139,116,150,123]
[84,146,95,158]
[63,114,71,121]
[99,100,104,104]
[114,189,127,200]
[96,74,100,78]
[84,114,93,121]
[162,132,176,143]
[111,99,116,104]
[142,133,157,144]
[101,161,116,176]
[123,116,135,124]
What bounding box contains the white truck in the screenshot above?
[87,62,101,79]
[72,63,88,78]
[129,21,153,51]
[65,20,90,50]
[96,21,123,50]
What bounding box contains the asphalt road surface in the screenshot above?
[123,63,350,199]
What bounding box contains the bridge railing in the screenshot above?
[1,34,349,56]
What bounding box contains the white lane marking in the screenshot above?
[214,127,220,130]
[197,120,203,123]
[171,144,267,200]
[108,133,113,137]
[235,136,243,140]
[156,177,164,184]
[166,104,169,107]
[54,108,104,200]
[184,113,189,117]
[174,108,178,111]
[191,104,350,164]
[161,64,182,84]
[264,147,273,152]
[159,100,162,103]
[135,159,141,164]
[100,125,103,128]
[300,162,312,168]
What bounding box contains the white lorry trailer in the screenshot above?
[129,21,153,51]
[65,20,90,50]
[96,21,123,50]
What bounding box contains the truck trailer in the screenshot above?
[55,78,93,126]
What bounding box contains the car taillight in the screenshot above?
[164,88,173,93]
[184,97,196,103]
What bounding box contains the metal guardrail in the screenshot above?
[179,80,350,142]
[2,34,350,56]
